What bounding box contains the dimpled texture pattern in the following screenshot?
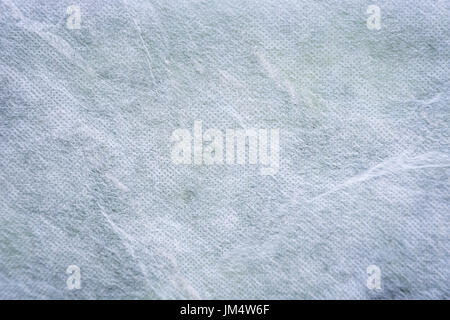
[0,0,449,299]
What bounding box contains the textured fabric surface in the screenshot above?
[0,0,449,299]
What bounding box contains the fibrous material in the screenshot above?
[0,0,449,299]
